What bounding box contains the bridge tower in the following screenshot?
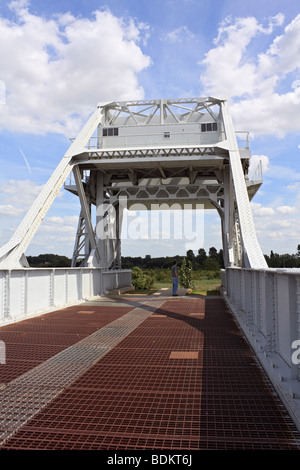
[0,97,268,270]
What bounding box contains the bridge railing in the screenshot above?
[222,267,300,429]
[0,267,132,326]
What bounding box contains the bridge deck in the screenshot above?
[0,290,299,451]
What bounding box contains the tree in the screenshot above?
[217,249,224,268]
[209,247,218,259]
[27,253,71,267]
[131,267,154,290]
[179,258,194,289]
[196,248,207,268]
[186,249,196,269]
[203,257,220,271]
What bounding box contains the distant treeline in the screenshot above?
[265,249,300,268]
[121,248,224,270]
[26,246,300,269]
[27,253,72,268]
[26,248,224,269]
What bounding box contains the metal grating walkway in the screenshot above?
[0,292,300,451]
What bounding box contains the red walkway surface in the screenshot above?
[0,294,300,450]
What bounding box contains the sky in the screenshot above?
[0,0,300,259]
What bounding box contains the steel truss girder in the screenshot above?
[101,97,220,128]
[0,107,104,269]
[87,146,218,160]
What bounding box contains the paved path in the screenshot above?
[0,290,299,450]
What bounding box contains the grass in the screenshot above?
[130,268,222,296]
[190,277,221,295]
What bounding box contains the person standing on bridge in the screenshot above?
[171,260,179,296]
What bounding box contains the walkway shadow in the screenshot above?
[104,289,223,334]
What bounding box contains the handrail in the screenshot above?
[222,267,300,431]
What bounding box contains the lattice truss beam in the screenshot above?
[0,97,267,270]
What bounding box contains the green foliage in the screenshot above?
[150,268,170,283]
[265,249,300,268]
[131,267,155,290]
[178,258,194,289]
[27,244,300,272]
[27,253,71,267]
[122,247,224,270]
[203,257,220,271]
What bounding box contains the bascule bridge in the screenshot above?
[0,96,267,271]
[65,97,267,271]
[0,97,300,434]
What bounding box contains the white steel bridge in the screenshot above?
[0,97,300,434]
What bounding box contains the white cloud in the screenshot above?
[249,154,270,176]
[251,202,297,218]
[250,196,300,254]
[29,214,79,255]
[0,179,43,209]
[0,204,24,216]
[277,205,297,214]
[166,26,194,43]
[251,202,275,216]
[287,182,300,192]
[266,14,300,75]
[264,164,300,181]
[0,178,78,249]
[199,13,300,137]
[200,15,283,99]
[0,1,151,136]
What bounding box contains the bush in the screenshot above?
[178,258,194,289]
[131,267,155,290]
[203,257,220,271]
[151,268,170,283]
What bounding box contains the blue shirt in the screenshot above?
[171,265,178,278]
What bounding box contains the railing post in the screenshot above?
[276,272,294,368]
[3,271,10,321]
[21,270,28,318]
[100,268,103,296]
[246,269,254,326]
[270,271,278,353]
[240,269,246,320]
[49,269,55,309]
[0,271,4,323]
[263,271,277,353]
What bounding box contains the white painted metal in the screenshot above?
[222,267,300,431]
[220,101,268,269]
[71,209,90,267]
[0,96,266,295]
[0,267,132,325]
[0,106,104,269]
[0,96,263,270]
[65,97,264,269]
[72,165,100,264]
